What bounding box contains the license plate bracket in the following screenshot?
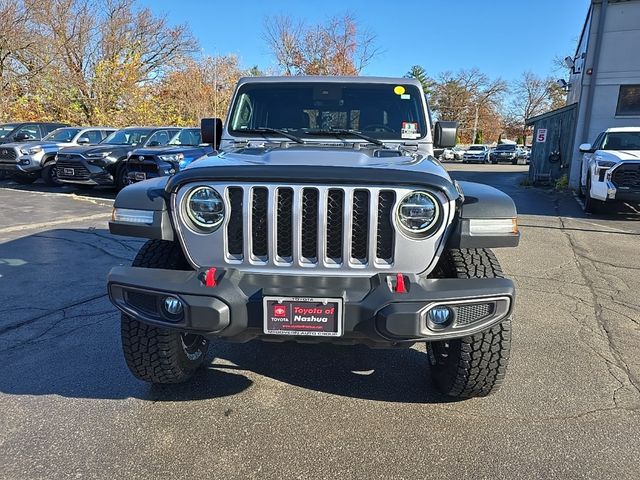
[134,172,146,181]
[263,296,343,337]
[63,168,75,176]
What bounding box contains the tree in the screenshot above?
[405,65,433,94]
[430,68,507,143]
[474,130,483,144]
[264,13,379,75]
[506,71,561,144]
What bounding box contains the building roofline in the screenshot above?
[525,103,578,125]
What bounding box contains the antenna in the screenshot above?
[214,53,218,150]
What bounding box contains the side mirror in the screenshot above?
[579,143,593,153]
[77,137,90,144]
[14,132,30,141]
[433,121,458,149]
[201,118,223,149]
[147,140,161,147]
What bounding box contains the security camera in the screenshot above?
[556,79,568,88]
[564,56,575,69]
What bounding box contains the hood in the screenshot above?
[20,141,72,150]
[598,150,640,162]
[187,144,449,179]
[60,144,129,156]
[131,145,213,157]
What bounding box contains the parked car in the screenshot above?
[440,148,455,161]
[490,144,520,165]
[0,122,68,180]
[107,76,520,399]
[56,126,180,190]
[124,128,213,184]
[462,144,490,163]
[579,127,640,213]
[451,145,466,161]
[4,127,115,185]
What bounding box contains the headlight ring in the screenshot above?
[184,186,225,232]
[396,191,440,237]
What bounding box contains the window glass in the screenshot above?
[0,124,19,138]
[170,128,202,146]
[15,125,41,140]
[602,131,640,150]
[103,129,152,146]
[616,85,640,116]
[228,82,427,141]
[82,130,104,144]
[145,129,179,146]
[43,128,81,142]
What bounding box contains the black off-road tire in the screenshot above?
[121,240,209,384]
[428,248,512,398]
[583,175,604,214]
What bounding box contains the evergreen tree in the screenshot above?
[474,130,484,144]
[404,65,433,94]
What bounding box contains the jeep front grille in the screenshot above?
[222,185,396,268]
[174,183,451,275]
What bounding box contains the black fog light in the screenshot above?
[162,296,184,321]
[20,159,31,165]
[426,306,453,330]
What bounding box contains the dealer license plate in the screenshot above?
[63,168,75,176]
[263,296,343,337]
[134,172,146,181]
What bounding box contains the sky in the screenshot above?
[138,0,589,83]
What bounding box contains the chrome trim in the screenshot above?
[172,182,455,276]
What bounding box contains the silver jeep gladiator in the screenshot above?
[107,76,520,398]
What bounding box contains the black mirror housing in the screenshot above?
[433,121,458,149]
[201,118,223,150]
[14,133,30,141]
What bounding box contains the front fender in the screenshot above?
[108,176,175,240]
[446,181,520,249]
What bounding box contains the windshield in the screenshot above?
[602,132,640,150]
[43,128,82,142]
[0,124,18,138]
[169,128,202,146]
[229,82,427,141]
[103,129,153,146]
[469,146,485,151]
[496,144,516,151]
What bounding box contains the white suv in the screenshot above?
[579,127,640,213]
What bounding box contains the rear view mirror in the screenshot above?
[77,137,90,144]
[433,121,458,149]
[201,118,223,149]
[579,143,593,153]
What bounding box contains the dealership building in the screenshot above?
[527,0,640,187]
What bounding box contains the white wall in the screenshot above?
[569,0,640,188]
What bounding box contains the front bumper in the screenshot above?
[56,159,114,186]
[108,267,515,347]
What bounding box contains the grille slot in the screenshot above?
[227,187,244,256]
[301,189,319,260]
[612,164,640,188]
[125,291,159,315]
[56,159,91,179]
[455,303,494,326]
[129,163,159,174]
[218,185,406,270]
[0,148,17,161]
[251,187,268,258]
[326,189,344,261]
[351,190,369,261]
[276,188,294,259]
[376,191,395,260]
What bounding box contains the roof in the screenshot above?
[604,126,640,132]
[237,75,422,87]
[525,103,578,125]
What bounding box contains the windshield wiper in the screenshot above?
[306,128,386,147]
[242,127,305,144]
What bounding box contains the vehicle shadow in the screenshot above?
[0,226,453,404]
[0,178,117,200]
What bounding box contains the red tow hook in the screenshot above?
[395,273,407,293]
[204,267,217,288]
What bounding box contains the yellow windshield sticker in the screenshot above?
[393,85,406,95]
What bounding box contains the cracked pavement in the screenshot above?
[1,167,639,480]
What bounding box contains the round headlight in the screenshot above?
[185,186,224,231]
[397,191,439,235]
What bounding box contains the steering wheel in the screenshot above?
[361,124,395,133]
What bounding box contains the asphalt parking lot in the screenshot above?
[1,164,639,480]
